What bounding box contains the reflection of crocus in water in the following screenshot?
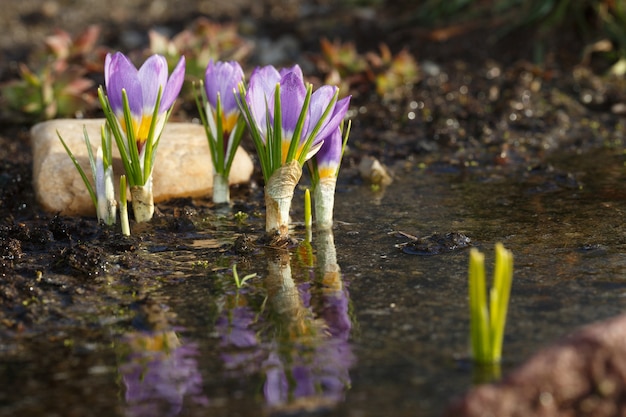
[262,250,354,412]
[119,331,206,417]
[263,333,354,409]
[198,60,246,204]
[316,230,352,341]
[99,52,186,222]
[216,303,264,376]
[237,64,351,238]
[211,243,354,413]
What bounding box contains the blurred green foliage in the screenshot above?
[0,26,106,122]
[411,0,626,67]
[2,1,624,122]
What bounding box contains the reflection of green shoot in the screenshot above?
[304,188,312,240]
[469,243,514,365]
[232,264,256,289]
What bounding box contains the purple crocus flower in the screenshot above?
[204,60,243,138]
[310,127,346,229]
[104,52,185,155]
[245,64,350,163]
[313,127,343,179]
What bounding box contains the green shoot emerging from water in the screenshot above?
[232,264,256,289]
[469,243,514,365]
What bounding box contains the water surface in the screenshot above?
[2,147,626,417]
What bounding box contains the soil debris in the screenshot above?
[394,231,472,255]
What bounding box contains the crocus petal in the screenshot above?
[204,60,219,108]
[205,60,243,114]
[316,95,351,144]
[247,65,281,135]
[279,71,307,136]
[138,55,169,113]
[105,52,143,117]
[305,85,337,143]
[304,139,324,162]
[160,55,186,113]
[279,64,304,81]
[315,128,343,177]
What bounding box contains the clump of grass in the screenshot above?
[468,242,514,365]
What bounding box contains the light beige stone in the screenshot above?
[31,118,254,216]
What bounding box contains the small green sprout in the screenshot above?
[232,264,256,289]
[469,242,514,365]
[193,260,210,269]
[233,211,248,224]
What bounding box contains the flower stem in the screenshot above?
[120,175,130,236]
[98,162,117,226]
[212,172,231,205]
[130,179,154,223]
[264,161,302,237]
[313,176,337,230]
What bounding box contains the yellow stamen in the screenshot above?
[222,112,239,134]
[281,140,304,164]
[119,114,154,149]
[136,115,154,144]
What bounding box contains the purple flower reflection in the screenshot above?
[262,284,354,409]
[120,332,206,417]
[217,306,258,348]
[263,336,355,408]
[213,260,354,412]
[321,286,352,341]
[216,306,264,377]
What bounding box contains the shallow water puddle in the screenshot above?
[3,147,626,417]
